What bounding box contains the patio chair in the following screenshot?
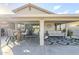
[6,35,16,45]
[5,28,16,45]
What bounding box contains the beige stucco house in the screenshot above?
[0,3,79,46]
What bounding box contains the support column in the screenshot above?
[40,20,44,46]
[65,24,68,37]
[55,23,57,31]
[9,23,15,29]
[60,24,61,31]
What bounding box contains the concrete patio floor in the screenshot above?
[11,40,79,55]
[1,37,79,55]
[0,37,2,55]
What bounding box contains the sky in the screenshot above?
[3,3,79,14]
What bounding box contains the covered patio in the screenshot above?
[0,14,79,46]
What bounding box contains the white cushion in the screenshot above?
[48,31,64,36]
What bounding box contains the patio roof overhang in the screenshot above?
[0,14,79,23]
[1,14,79,17]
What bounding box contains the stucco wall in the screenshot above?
[44,22,55,32]
[14,21,55,32]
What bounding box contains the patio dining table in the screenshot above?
[25,35,39,39]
